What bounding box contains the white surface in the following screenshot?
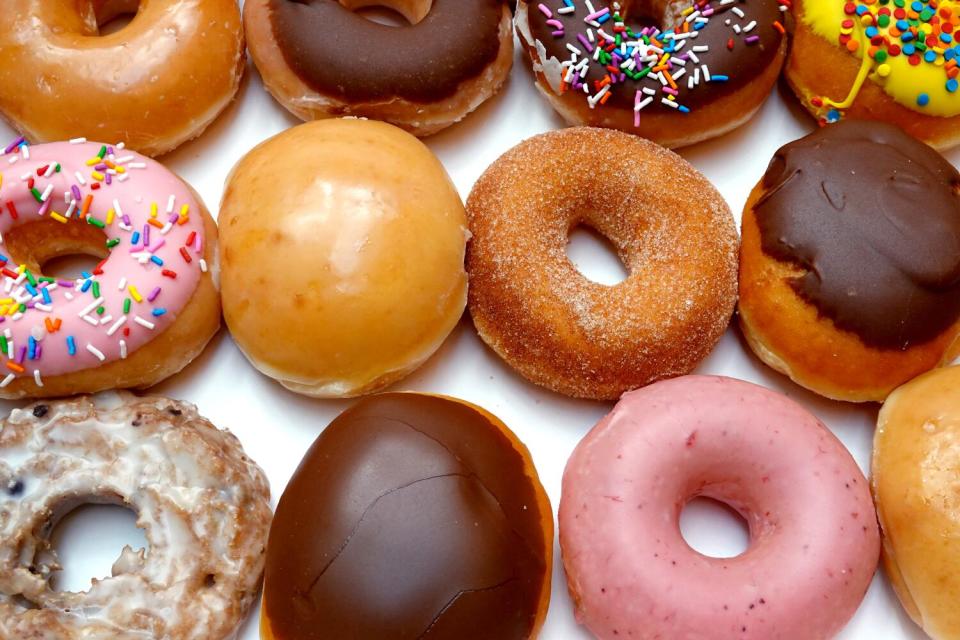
[1,19,947,640]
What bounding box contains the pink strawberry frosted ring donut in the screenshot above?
[560,375,880,639]
[0,138,220,398]
[516,0,790,147]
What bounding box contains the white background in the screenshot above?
[0,8,948,639]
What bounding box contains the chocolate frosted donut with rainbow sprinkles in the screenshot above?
[0,137,220,398]
[516,0,788,146]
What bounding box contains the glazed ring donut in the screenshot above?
[243,0,514,136]
[465,127,738,399]
[0,139,220,399]
[0,392,272,640]
[515,0,789,147]
[738,120,960,402]
[0,0,244,157]
[560,375,880,640]
[787,0,960,149]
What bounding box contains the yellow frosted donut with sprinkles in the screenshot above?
[0,136,220,399]
[788,0,960,148]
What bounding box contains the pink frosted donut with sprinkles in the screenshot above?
[516,0,790,147]
[0,137,220,398]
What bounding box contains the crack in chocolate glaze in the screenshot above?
[301,472,471,597]
[754,120,960,350]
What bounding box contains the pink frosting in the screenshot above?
[559,375,880,640]
[0,139,205,384]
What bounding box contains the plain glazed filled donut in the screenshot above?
[738,120,960,402]
[515,0,789,147]
[219,119,466,398]
[0,0,245,157]
[0,139,220,399]
[244,0,514,136]
[261,392,552,639]
[0,392,272,640]
[465,127,738,400]
[560,375,880,640]
[873,366,960,640]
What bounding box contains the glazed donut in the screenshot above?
[738,120,960,402]
[0,0,245,157]
[261,392,552,639]
[243,0,513,136]
[515,0,789,147]
[0,392,272,640]
[560,375,880,640]
[465,127,738,400]
[787,0,960,149]
[873,366,960,640]
[0,139,220,399]
[219,119,466,398]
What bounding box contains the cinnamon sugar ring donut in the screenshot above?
[465,127,738,399]
[243,0,514,136]
[0,392,271,640]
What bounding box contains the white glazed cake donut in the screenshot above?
[0,392,271,640]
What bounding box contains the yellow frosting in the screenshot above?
[802,0,960,116]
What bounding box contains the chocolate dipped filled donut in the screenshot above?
[260,393,553,640]
[0,392,271,640]
[244,0,514,136]
[739,120,960,402]
[516,0,789,147]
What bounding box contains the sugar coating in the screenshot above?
[465,127,738,399]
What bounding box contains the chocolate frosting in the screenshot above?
[524,0,784,110]
[754,120,960,350]
[262,393,550,640]
[267,0,507,103]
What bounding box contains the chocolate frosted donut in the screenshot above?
[244,0,515,135]
[516,0,789,146]
[739,120,960,401]
[260,393,553,640]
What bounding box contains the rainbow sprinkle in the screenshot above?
[814,0,960,120]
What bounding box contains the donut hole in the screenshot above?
[49,503,147,593]
[353,6,413,26]
[93,0,141,35]
[40,254,105,281]
[339,0,431,25]
[566,224,629,286]
[679,496,750,558]
[2,220,108,280]
[620,0,696,30]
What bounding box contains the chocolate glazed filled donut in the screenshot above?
[260,393,553,640]
[244,0,514,136]
[738,120,960,401]
[516,0,789,147]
